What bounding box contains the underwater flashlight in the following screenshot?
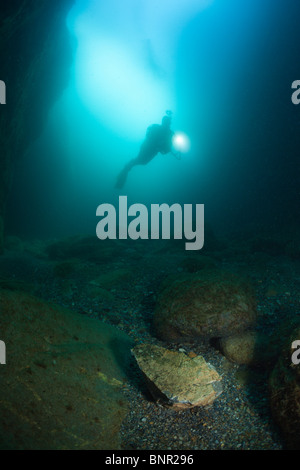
[172,132,191,153]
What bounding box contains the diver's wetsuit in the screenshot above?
[115,122,174,189]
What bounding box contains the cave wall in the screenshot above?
[0,0,74,253]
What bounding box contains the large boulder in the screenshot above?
[0,289,132,450]
[219,331,279,367]
[153,270,257,342]
[132,344,222,410]
[269,325,300,449]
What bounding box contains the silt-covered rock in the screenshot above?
[153,270,257,342]
[0,289,132,450]
[219,330,279,367]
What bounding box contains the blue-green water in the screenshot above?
[7,0,300,241]
[2,0,300,451]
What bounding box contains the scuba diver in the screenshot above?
[115,111,180,189]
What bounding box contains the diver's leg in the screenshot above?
[115,158,139,189]
[115,145,157,188]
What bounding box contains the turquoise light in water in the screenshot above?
[67,0,214,141]
[74,35,172,141]
[172,132,191,153]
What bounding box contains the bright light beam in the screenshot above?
[172,132,191,153]
[67,0,214,140]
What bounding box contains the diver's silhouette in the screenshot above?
[115,111,179,189]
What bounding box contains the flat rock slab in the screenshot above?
[132,344,222,410]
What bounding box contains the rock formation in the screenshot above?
[0,0,74,253]
[132,344,222,410]
[0,288,132,449]
[219,330,279,367]
[154,270,257,342]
